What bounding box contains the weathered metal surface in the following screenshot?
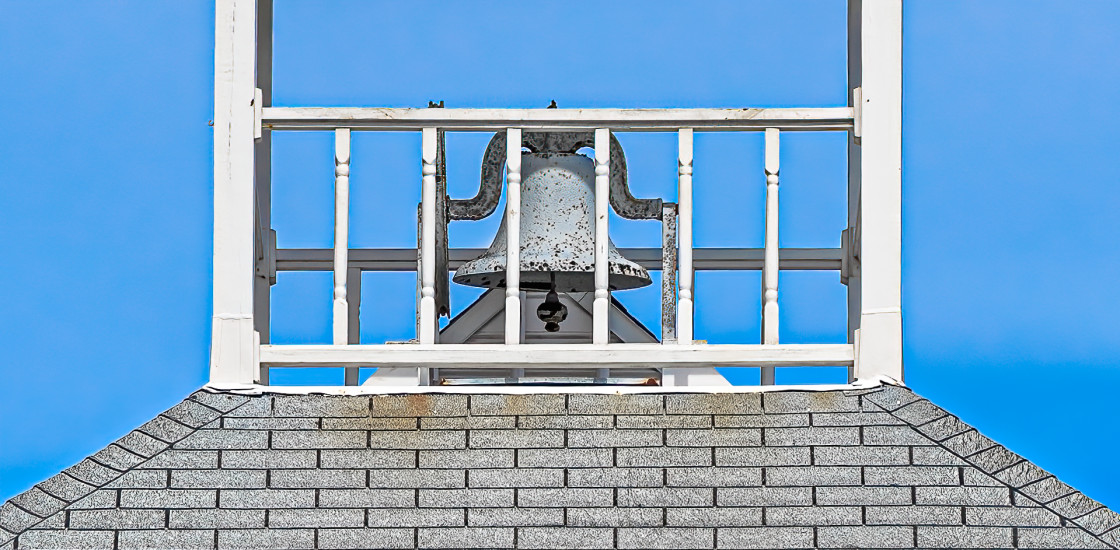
[661,203,678,343]
[449,131,661,222]
[452,153,652,292]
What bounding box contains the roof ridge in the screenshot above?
[0,390,251,544]
[862,385,1120,549]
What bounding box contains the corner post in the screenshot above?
[854,0,903,382]
[211,0,259,385]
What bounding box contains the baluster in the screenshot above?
[419,127,437,345]
[677,129,694,344]
[332,128,351,346]
[761,128,780,385]
[593,128,611,345]
[505,128,522,345]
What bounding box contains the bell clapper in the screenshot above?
[536,272,568,332]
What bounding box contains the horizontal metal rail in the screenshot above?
[275,247,843,272]
[260,343,855,369]
[261,107,854,132]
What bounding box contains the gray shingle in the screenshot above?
[273,395,370,417]
[218,528,315,549]
[370,468,466,489]
[866,505,961,525]
[617,447,711,467]
[716,527,813,549]
[321,449,416,469]
[567,468,664,488]
[317,528,414,549]
[137,415,195,443]
[965,506,1060,527]
[518,527,614,549]
[862,425,931,446]
[667,429,760,447]
[916,486,1010,506]
[861,385,920,411]
[518,415,613,429]
[170,469,266,488]
[0,503,41,533]
[168,509,265,529]
[417,527,513,549]
[371,394,468,417]
[864,466,960,486]
[67,490,118,509]
[468,468,561,488]
[765,427,859,446]
[16,529,116,549]
[102,469,165,491]
[423,416,514,430]
[1016,527,1112,549]
[370,430,466,449]
[517,488,612,508]
[665,467,760,487]
[1048,492,1102,519]
[1074,507,1120,535]
[666,507,762,527]
[68,509,165,530]
[323,416,418,430]
[815,486,912,506]
[90,445,145,471]
[568,429,662,448]
[218,489,314,509]
[119,489,215,509]
[567,507,663,527]
[188,390,250,412]
[716,414,808,428]
[811,412,903,426]
[813,446,909,466]
[173,429,268,450]
[317,489,413,508]
[8,488,65,518]
[421,449,514,469]
[666,393,761,414]
[1020,476,1077,504]
[468,429,562,449]
[967,445,1022,473]
[268,508,364,527]
[470,394,566,415]
[916,526,1012,548]
[911,446,967,466]
[765,466,861,486]
[962,467,1003,487]
[891,399,948,426]
[568,394,664,415]
[765,392,860,413]
[420,488,514,508]
[766,506,861,526]
[162,400,223,428]
[717,487,812,506]
[519,448,613,468]
[621,415,712,429]
[467,508,562,527]
[941,430,997,457]
[113,431,166,458]
[617,487,713,507]
[222,396,272,417]
[119,529,215,549]
[817,526,916,548]
[914,414,971,441]
[139,450,220,469]
[220,449,316,469]
[715,447,810,467]
[62,459,119,486]
[367,508,464,527]
[617,527,713,549]
[272,430,366,449]
[270,469,365,488]
[224,416,319,430]
[991,460,1048,488]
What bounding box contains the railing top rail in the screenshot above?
[261,107,854,132]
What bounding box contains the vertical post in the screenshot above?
[253,0,273,379]
[846,0,864,383]
[661,203,678,344]
[211,0,258,385]
[677,129,694,344]
[593,128,611,344]
[344,266,361,385]
[419,127,438,345]
[332,129,351,346]
[761,128,780,385]
[505,128,522,345]
[855,0,903,382]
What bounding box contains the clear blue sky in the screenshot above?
[2,0,1118,509]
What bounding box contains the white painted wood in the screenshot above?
[344,266,361,386]
[662,368,732,387]
[332,128,351,346]
[761,128,780,385]
[854,0,904,382]
[261,107,855,132]
[593,128,610,344]
[261,343,855,369]
[252,0,273,363]
[504,128,522,345]
[419,127,438,344]
[211,0,258,385]
[275,247,844,272]
[677,129,694,344]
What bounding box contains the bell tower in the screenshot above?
[209,0,902,388]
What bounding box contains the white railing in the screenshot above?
[210,0,902,388]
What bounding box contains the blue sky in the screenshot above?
[1,0,1118,509]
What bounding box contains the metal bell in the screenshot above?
[453,152,652,292]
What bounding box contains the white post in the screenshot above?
[332,128,351,346]
[761,128,780,385]
[419,127,438,345]
[677,129,694,344]
[855,0,903,382]
[505,128,522,345]
[593,128,611,344]
[210,0,258,385]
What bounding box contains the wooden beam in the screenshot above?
[261,107,854,132]
[261,343,855,369]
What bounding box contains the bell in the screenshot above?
[453,152,652,292]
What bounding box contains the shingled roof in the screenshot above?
[3,383,1118,549]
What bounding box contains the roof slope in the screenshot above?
[2,384,1118,549]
